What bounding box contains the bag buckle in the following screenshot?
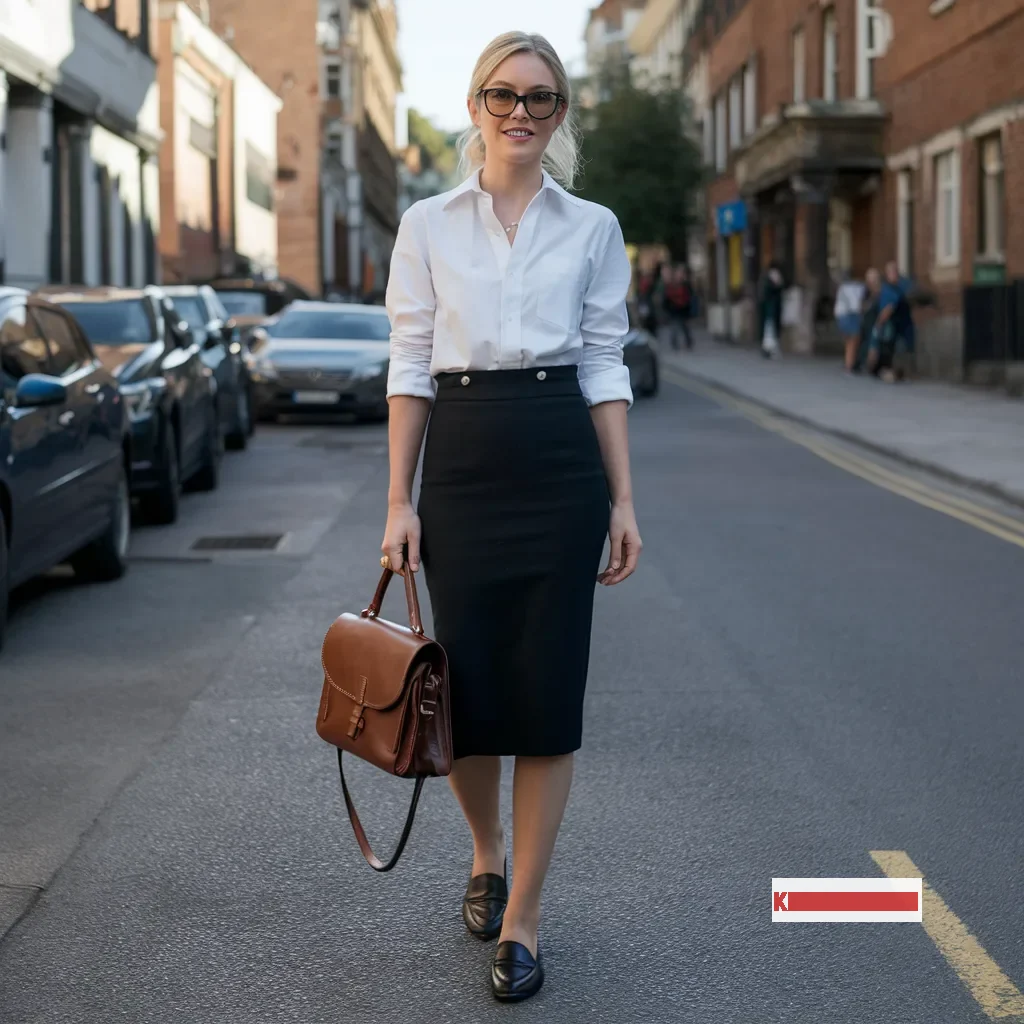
[419,674,438,717]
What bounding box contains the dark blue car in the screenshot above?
[0,288,131,651]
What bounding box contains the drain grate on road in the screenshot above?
[191,534,285,552]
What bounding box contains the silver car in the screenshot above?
[246,302,390,422]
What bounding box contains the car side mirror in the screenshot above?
[15,374,67,408]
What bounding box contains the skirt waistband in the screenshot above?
[434,365,581,401]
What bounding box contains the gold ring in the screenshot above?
[380,555,390,569]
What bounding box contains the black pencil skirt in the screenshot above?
[417,366,610,759]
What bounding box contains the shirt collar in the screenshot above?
[441,168,581,210]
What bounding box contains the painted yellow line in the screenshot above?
[663,369,1024,550]
[870,851,1024,1020]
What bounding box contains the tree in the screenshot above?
[408,109,458,179]
[576,70,703,261]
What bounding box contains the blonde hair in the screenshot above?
[457,31,581,190]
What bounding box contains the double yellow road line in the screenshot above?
[662,369,1024,552]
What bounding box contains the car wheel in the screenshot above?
[141,423,180,525]
[225,386,250,451]
[71,465,131,582]
[0,503,8,653]
[189,404,222,492]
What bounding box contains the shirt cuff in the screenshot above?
[386,360,436,401]
[579,364,633,409]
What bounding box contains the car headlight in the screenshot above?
[120,380,164,421]
[353,361,387,382]
[245,354,278,381]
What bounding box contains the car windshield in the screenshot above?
[170,295,207,331]
[215,291,267,317]
[267,310,391,341]
[60,300,153,345]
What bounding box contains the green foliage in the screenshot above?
[577,69,703,260]
[408,109,458,178]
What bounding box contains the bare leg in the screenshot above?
[844,335,857,370]
[500,753,575,956]
[448,756,505,876]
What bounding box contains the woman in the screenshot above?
[834,269,866,372]
[381,32,641,1003]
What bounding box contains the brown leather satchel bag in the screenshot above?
[316,564,452,871]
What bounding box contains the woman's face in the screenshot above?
[469,52,567,171]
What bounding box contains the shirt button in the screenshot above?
[536,370,547,381]
[460,375,471,386]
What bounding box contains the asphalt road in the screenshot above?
[1,381,1022,1024]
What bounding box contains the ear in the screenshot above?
[553,98,569,130]
[467,93,481,129]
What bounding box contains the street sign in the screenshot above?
[716,200,747,238]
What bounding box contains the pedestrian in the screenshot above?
[758,261,785,358]
[834,269,866,372]
[381,30,642,1004]
[867,261,915,382]
[662,264,694,350]
[856,268,882,373]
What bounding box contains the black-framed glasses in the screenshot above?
[478,88,564,120]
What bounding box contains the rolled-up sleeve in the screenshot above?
[578,211,633,409]
[385,202,436,400]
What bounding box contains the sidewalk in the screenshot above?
[661,334,1024,506]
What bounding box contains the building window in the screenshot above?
[742,60,757,135]
[714,93,727,172]
[325,129,343,164]
[978,134,1004,259]
[792,26,805,103]
[702,116,714,166]
[934,149,960,267]
[325,61,341,100]
[245,143,274,211]
[728,76,742,150]
[822,7,838,102]
[189,118,216,159]
[897,169,915,277]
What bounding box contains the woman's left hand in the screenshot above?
[598,500,642,586]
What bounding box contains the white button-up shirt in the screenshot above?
[385,169,633,408]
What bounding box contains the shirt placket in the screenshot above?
[497,190,545,369]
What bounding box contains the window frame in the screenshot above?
[742,60,757,136]
[792,25,806,104]
[714,92,727,172]
[324,60,342,100]
[933,149,961,268]
[728,75,742,150]
[822,6,839,102]
[896,168,915,278]
[977,133,1005,260]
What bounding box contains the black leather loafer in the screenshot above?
[462,862,507,941]
[491,941,543,1002]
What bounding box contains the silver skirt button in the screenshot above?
[460,375,471,386]
[536,370,547,381]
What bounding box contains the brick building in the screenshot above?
[699,0,1024,378]
[203,0,322,295]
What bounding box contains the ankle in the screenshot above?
[471,830,506,876]
[499,912,540,956]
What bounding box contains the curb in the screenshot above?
[664,360,1024,512]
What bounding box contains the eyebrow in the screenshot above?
[487,81,557,91]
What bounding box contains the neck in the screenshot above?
[479,160,544,205]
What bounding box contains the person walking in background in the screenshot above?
[856,268,883,373]
[758,262,785,358]
[382,30,642,1004]
[662,265,694,350]
[867,261,915,382]
[834,269,866,373]
[637,262,663,336]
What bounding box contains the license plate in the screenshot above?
[293,390,340,404]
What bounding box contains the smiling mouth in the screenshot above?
[503,129,534,138]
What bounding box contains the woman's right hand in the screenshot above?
[381,502,421,575]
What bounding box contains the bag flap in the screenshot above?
[321,611,436,711]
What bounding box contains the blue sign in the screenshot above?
[716,200,747,237]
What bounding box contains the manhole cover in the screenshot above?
[191,534,284,552]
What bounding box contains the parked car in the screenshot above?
[204,277,312,346]
[162,284,253,450]
[624,326,659,398]
[42,286,221,525]
[246,302,390,422]
[1,287,131,650]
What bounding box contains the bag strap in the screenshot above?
[337,749,425,873]
[365,564,424,635]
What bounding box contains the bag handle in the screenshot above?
[365,563,424,635]
[337,749,424,872]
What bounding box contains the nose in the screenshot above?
[510,98,529,118]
